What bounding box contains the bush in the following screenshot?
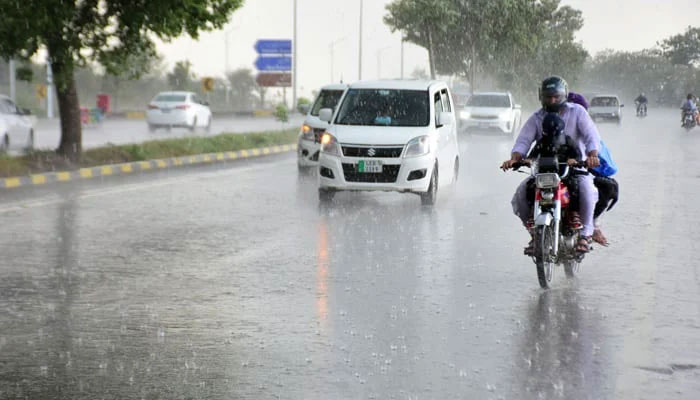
[274,104,289,123]
[296,97,311,114]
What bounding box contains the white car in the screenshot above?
[0,94,35,153]
[297,84,347,169]
[317,80,460,206]
[146,91,212,132]
[458,92,521,136]
[588,95,623,123]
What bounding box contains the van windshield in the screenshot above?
[466,94,511,107]
[310,90,344,116]
[591,97,618,107]
[335,89,429,127]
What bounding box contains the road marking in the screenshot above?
[31,175,46,185]
[139,161,151,170]
[120,164,133,173]
[101,166,113,175]
[79,169,93,178]
[5,178,21,188]
[57,172,71,181]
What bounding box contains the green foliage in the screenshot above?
[226,68,257,112]
[167,61,195,91]
[274,104,289,123]
[15,65,33,82]
[296,97,311,114]
[659,26,700,67]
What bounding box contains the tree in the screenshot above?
[659,26,700,67]
[0,0,243,161]
[167,60,195,91]
[226,68,256,112]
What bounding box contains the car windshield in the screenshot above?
[466,94,511,107]
[591,97,618,107]
[310,90,344,116]
[155,94,187,102]
[334,89,429,127]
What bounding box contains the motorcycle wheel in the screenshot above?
[535,225,555,289]
[563,259,580,278]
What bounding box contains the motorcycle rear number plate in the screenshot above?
[358,160,382,173]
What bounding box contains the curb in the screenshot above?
[0,143,298,190]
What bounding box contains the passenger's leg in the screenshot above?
[577,174,598,238]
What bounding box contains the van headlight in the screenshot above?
[320,132,341,156]
[404,135,431,158]
[300,124,314,140]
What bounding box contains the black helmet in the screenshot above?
[688,93,694,100]
[539,76,568,112]
[542,113,565,139]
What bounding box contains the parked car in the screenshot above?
[588,95,623,123]
[458,92,521,136]
[297,84,347,170]
[146,91,212,132]
[317,80,460,206]
[0,94,35,153]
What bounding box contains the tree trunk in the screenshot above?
[50,54,82,161]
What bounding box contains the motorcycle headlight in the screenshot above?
[403,135,431,158]
[300,124,314,140]
[320,132,341,156]
[536,173,560,189]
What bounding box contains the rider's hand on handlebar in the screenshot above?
[586,155,600,169]
[500,159,518,171]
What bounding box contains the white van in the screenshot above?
[317,80,460,206]
[297,84,347,169]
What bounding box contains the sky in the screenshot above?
[156,0,699,100]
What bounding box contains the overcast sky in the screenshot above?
[156,0,698,99]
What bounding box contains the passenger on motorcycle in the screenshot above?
[567,91,619,247]
[635,93,648,115]
[680,93,698,124]
[501,76,600,254]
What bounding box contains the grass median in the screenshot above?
[0,129,298,178]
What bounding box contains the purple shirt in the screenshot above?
[512,102,600,160]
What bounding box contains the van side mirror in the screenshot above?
[319,108,333,122]
[437,111,454,127]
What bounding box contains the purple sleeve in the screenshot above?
[511,113,538,156]
[576,107,601,154]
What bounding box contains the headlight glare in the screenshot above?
[321,133,340,156]
[404,135,431,158]
[300,124,314,140]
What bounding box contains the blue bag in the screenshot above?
[592,140,618,177]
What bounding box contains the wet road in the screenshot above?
[29,114,304,152]
[0,108,698,399]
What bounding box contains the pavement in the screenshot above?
[0,108,698,399]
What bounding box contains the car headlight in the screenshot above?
[300,124,314,140]
[460,111,471,120]
[320,132,341,156]
[404,135,431,158]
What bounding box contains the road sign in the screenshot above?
[254,39,292,55]
[201,77,215,92]
[255,56,292,72]
[256,73,292,87]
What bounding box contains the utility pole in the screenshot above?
[46,59,54,119]
[292,0,297,110]
[9,59,16,102]
[400,39,405,79]
[358,0,363,80]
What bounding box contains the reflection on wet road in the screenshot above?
[0,108,698,399]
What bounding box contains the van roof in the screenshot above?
[348,79,444,91]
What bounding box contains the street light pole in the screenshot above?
[293,0,297,110]
[358,0,363,80]
[400,39,405,79]
[9,58,16,102]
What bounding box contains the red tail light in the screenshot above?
[147,104,159,110]
[175,104,190,110]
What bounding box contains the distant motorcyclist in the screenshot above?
[501,76,601,254]
[634,93,648,116]
[680,93,698,124]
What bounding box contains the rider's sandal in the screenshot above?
[524,239,535,256]
[575,236,593,253]
[568,211,583,230]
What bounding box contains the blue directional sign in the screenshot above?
[254,39,292,55]
[255,56,292,72]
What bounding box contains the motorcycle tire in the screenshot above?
[535,225,555,289]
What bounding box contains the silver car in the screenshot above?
[589,95,624,124]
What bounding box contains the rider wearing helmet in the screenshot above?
[635,92,648,115]
[681,93,698,124]
[501,76,601,254]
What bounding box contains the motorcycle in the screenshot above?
[511,157,589,289]
[635,102,647,117]
[681,109,697,131]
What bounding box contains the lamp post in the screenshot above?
[358,0,363,80]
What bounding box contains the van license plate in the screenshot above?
[358,160,382,173]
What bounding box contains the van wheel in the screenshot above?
[420,163,438,206]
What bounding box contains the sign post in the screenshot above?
[254,39,293,108]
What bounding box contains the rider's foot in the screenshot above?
[524,219,535,256]
[524,239,535,256]
[592,228,609,247]
[567,211,583,230]
[575,236,593,253]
